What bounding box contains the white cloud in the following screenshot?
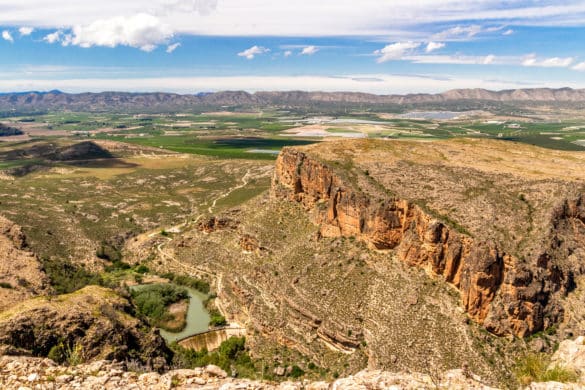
[43,31,62,44]
[433,25,484,40]
[2,30,14,43]
[237,45,269,60]
[425,41,445,53]
[483,54,496,64]
[2,1,585,37]
[522,54,573,68]
[300,45,319,55]
[18,27,34,36]
[374,41,420,63]
[67,13,173,51]
[283,50,292,57]
[407,54,500,65]
[160,0,218,15]
[572,62,585,71]
[502,29,514,36]
[166,42,181,53]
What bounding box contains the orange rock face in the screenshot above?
[272,147,582,337]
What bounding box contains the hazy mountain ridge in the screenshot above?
[2,88,585,111]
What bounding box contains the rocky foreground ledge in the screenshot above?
[2,337,585,390]
[0,356,499,389]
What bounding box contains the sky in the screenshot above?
[0,0,584,94]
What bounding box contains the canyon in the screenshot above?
[271,139,585,338]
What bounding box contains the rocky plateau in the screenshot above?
[272,138,585,338]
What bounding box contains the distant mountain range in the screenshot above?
[2,88,585,112]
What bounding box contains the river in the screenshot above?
[131,285,211,343]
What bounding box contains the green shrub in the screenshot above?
[96,243,122,262]
[540,365,579,383]
[41,257,102,294]
[48,343,67,364]
[171,337,254,376]
[134,265,150,274]
[515,353,578,385]
[48,342,84,366]
[131,284,189,325]
[210,314,228,327]
[160,272,210,294]
[289,365,304,378]
[0,282,13,289]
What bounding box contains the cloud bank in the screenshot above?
[2,1,585,37]
[0,74,565,95]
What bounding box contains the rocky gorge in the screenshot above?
[271,139,585,338]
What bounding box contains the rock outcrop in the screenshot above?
[271,139,585,337]
[0,215,51,311]
[0,356,499,389]
[0,285,172,369]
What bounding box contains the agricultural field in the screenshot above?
[1,107,584,267]
[3,109,585,155]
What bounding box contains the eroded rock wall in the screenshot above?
[272,148,582,337]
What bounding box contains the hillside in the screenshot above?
[272,138,585,338]
[3,88,585,112]
[0,216,51,310]
[119,137,584,386]
[0,285,172,367]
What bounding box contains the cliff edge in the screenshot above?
[272,138,585,337]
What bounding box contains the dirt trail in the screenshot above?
[139,169,254,277]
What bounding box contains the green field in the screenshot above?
[6,110,585,153]
[121,136,317,159]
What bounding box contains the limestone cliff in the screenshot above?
[271,140,585,337]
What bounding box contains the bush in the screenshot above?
[515,353,578,385]
[0,282,13,289]
[48,342,84,366]
[209,314,228,327]
[289,365,304,378]
[134,264,150,274]
[171,337,254,375]
[96,243,122,263]
[48,344,67,364]
[41,257,102,294]
[540,365,579,383]
[131,284,189,325]
[161,272,210,294]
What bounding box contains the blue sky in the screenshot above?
[0,1,584,93]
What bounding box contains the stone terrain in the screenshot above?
[0,215,51,311]
[125,137,585,386]
[0,285,172,369]
[0,356,499,389]
[146,186,511,382]
[2,336,585,390]
[272,138,585,338]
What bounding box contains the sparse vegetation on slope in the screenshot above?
[171,337,256,378]
[515,353,579,385]
[131,283,190,332]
